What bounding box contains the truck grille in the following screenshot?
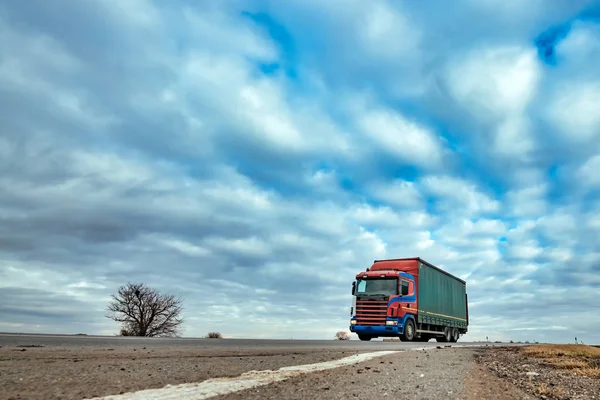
[355,299,388,325]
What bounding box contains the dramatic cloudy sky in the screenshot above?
[1,0,600,343]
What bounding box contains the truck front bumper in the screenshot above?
[349,323,403,336]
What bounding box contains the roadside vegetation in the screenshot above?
[523,344,600,378]
[206,332,223,339]
[477,344,600,400]
[335,331,350,340]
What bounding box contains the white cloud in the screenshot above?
[536,211,578,243]
[348,203,434,231]
[437,218,506,239]
[160,237,211,258]
[357,107,446,168]
[0,21,115,129]
[368,179,423,209]
[446,45,540,119]
[358,1,421,61]
[555,20,600,67]
[421,175,500,216]
[494,116,535,159]
[184,6,277,62]
[547,81,600,143]
[444,45,541,159]
[173,48,351,158]
[204,236,272,259]
[506,240,543,260]
[505,183,548,218]
[105,0,162,30]
[309,169,337,186]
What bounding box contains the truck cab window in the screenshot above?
[355,278,398,296]
[401,280,409,296]
[357,280,367,293]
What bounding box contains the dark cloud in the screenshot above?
[0,288,102,323]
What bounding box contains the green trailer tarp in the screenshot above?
[417,260,468,329]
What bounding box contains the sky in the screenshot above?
[1,0,600,344]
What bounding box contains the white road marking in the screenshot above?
[85,350,399,400]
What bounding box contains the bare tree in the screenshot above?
[106,282,184,337]
[335,331,350,340]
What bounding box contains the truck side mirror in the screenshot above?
[352,281,356,295]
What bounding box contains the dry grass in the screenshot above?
[523,344,600,359]
[536,382,566,398]
[523,345,600,378]
[549,359,589,369]
[578,367,600,378]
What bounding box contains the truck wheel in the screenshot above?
[436,327,451,342]
[402,319,416,341]
[444,327,452,342]
[358,335,372,341]
[451,328,459,343]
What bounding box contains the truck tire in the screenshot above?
[451,328,459,343]
[436,327,451,342]
[358,335,372,341]
[401,319,416,341]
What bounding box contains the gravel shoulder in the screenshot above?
[463,357,535,400]
[213,347,480,400]
[8,341,586,400]
[0,344,365,400]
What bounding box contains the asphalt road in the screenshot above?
[0,333,517,400]
[0,332,495,350]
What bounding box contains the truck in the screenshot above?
[349,257,468,342]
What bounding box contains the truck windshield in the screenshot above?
[356,278,397,296]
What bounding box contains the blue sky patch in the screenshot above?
[535,24,571,65]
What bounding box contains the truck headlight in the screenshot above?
[386,320,398,326]
[350,320,357,325]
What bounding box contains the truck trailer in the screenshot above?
[349,257,468,342]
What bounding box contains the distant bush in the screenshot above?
[335,331,350,340]
[120,328,134,336]
[206,332,223,339]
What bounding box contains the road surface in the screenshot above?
[0,333,520,400]
[0,332,493,350]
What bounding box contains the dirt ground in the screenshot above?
[1,344,522,400]
[212,347,538,400]
[2,342,598,400]
[0,344,364,400]
[214,347,481,400]
[475,345,600,400]
[463,360,535,400]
